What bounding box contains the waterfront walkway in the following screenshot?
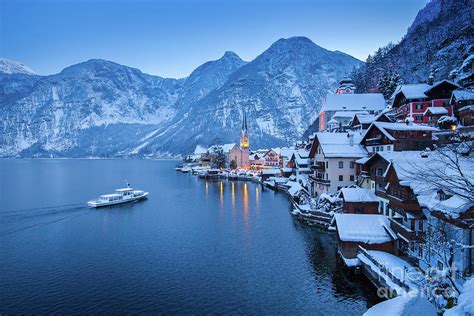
[358,247,424,296]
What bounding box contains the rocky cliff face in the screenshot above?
[0,37,361,157]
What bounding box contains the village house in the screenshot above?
[289,149,311,176]
[349,112,392,131]
[319,93,386,131]
[334,214,398,266]
[329,110,369,131]
[360,121,438,155]
[249,152,265,169]
[279,147,295,168]
[338,187,379,214]
[390,80,460,124]
[450,90,474,118]
[423,107,449,126]
[459,105,474,126]
[386,151,473,278]
[308,132,367,196]
[263,148,280,167]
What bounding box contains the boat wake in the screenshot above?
[0,204,90,237]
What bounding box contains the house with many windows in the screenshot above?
[308,132,367,196]
[391,80,460,124]
[360,122,438,155]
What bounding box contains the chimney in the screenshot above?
[347,132,354,146]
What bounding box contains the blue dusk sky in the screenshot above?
[0,0,428,78]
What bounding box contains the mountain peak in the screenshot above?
[222,51,242,60]
[0,58,36,75]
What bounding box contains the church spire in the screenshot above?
[242,110,248,133]
[240,110,249,148]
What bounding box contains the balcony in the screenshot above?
[311,162,325,172]
[310,175,330,185]
[390,218,424,242]
[387,194,421,212]
[365,137,383,146]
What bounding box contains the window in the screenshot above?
[380,146,384,151]
[350,175,354,181]
[325,161,328,168]
[372,147,376,153]
[339,175,343,181]
[415,104,423,110]
[350,161,355,169]
[415,115,423,121]
[325,173,328,180]
[338,161,343,168]
[377,168,383,176]
[386,145,391,151]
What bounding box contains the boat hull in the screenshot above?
[87,192,149,208]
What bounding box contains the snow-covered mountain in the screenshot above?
[0,58,36,75]
[352,0,473,92]
[0,37,361,157]
[135,37,362,155]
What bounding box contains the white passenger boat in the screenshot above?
[87,185,149,208]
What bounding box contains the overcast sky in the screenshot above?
[0,0,428,78]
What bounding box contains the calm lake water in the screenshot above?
[0,159,381,314]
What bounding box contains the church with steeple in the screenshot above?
[228,110,250,169]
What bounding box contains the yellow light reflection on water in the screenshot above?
[243,182,249,222]
[255,186,259,205]
[219,181,224,208]
[231,182,235,209]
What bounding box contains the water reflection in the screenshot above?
[219,181,224,209]
[231,182,235,209]
[255,186,259,205]
[243,182,249,223]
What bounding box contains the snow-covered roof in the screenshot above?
[451,90,474,101]
[332,110,369,119]
[221,143,237,153]
[353,114,376,125]
[355,157,370,164]
[363,122,438,142]
[279,147,295,159]
[339,187,379,203]
[328,118,339,125]
[459,105,474,112]
[321,93,386,113]
[423,107,448,115]
[392,80,460,100]
[391,83,431,100]
[315,132,367,158]
[334,214,396,244]
[208,143,236,153]
[288,181,303,197]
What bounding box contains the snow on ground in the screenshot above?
[364,293,436,316]
[445,277,474,316]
